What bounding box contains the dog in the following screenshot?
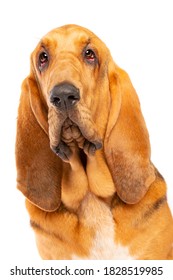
[15,24,173,259]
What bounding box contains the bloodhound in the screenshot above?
[16,24,173,260]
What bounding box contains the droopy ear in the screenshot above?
[104,61,155,204]
[15,74,62,211]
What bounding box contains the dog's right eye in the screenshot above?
[38,51,49,71]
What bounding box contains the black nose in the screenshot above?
[50,83,80,110]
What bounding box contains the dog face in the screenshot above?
[31,25,112,161]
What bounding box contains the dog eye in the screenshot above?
[38,51,49,71]
[84,49,97,64]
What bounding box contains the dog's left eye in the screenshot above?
[38,51,49,71]
[84,49,97,64]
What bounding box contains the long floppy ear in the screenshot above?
[15,73,62,211]
[104,60,155,204]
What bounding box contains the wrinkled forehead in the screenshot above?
[33,24,106,53]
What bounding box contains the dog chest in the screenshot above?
[72,193,134,260]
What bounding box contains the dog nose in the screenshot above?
[50,83,80,110]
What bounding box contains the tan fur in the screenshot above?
[16,24,173,259]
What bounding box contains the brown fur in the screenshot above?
[16,24,173,259]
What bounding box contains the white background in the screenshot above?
[0,0,173,265]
